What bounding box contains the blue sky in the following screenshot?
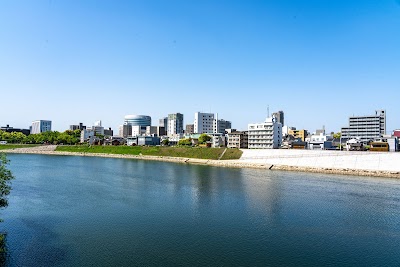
[1,0,399,133]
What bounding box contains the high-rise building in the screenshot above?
[341,110,386,143]
[159,117,168,134]
[194,112,214,134]
[31,120,52,134]
[168,113,184,136]
[119,115,151,138]
[248,117,282,149]
[272,111,284,126]
[215,119,232,134]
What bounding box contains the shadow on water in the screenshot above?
[2,216,71,267]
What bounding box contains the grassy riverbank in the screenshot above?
[0,144,39,150]
[56,145,243,160]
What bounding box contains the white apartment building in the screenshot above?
[248,117,282,149]
[208,133,226,148]
[31,120,52,134]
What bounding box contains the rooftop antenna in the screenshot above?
[267,105,270,117]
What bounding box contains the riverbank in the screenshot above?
[55,145,242,160]
[2,145,400,179]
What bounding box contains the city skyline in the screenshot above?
[1,1,399,133]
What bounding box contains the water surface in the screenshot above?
[2,154,400,266]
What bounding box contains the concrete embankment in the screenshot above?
[3,146,400,178]
[239,149,400,178]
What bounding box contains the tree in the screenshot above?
[0,153,13,262]
[162,139,169,146]
[198,133,211,144]
[333,132,341,139]
[0,154,14,211]
[178,138,192,146]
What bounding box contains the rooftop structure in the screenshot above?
[124,115,151,127]
[272,111,284,126]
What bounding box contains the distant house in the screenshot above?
[306,133,333,150]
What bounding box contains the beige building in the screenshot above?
[288,129,308,142]
[227,131,248,148]
[185,124,194,134]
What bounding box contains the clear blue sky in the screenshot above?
[1,0,399,133]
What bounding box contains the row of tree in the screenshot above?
[0,130,82,145]
[177,134,212,146]
[0,154,15,260]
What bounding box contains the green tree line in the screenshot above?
[0,153,15,261]
[0,130,81,145]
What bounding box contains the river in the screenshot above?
[2,154,400,266]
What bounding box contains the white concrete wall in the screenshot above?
[239,149,400,172]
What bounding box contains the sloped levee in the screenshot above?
[239,149,400,178]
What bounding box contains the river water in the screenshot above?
[2,154,400,266]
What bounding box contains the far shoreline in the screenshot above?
[2,146,400,179]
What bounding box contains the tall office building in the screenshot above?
[159,117,168,134]
[31,120,52,134]
[272,111,284,126]
[215,119,232,134]
[168,113,184,136]
[119,115,151,138]
[194,112,214,134]
[341,110,386,143]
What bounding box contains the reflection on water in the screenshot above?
[2,154,400,266]
[0,233,7,267]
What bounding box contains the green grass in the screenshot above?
[56,145,243,160]
[0,144,40,150]
[220,148,243,160]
